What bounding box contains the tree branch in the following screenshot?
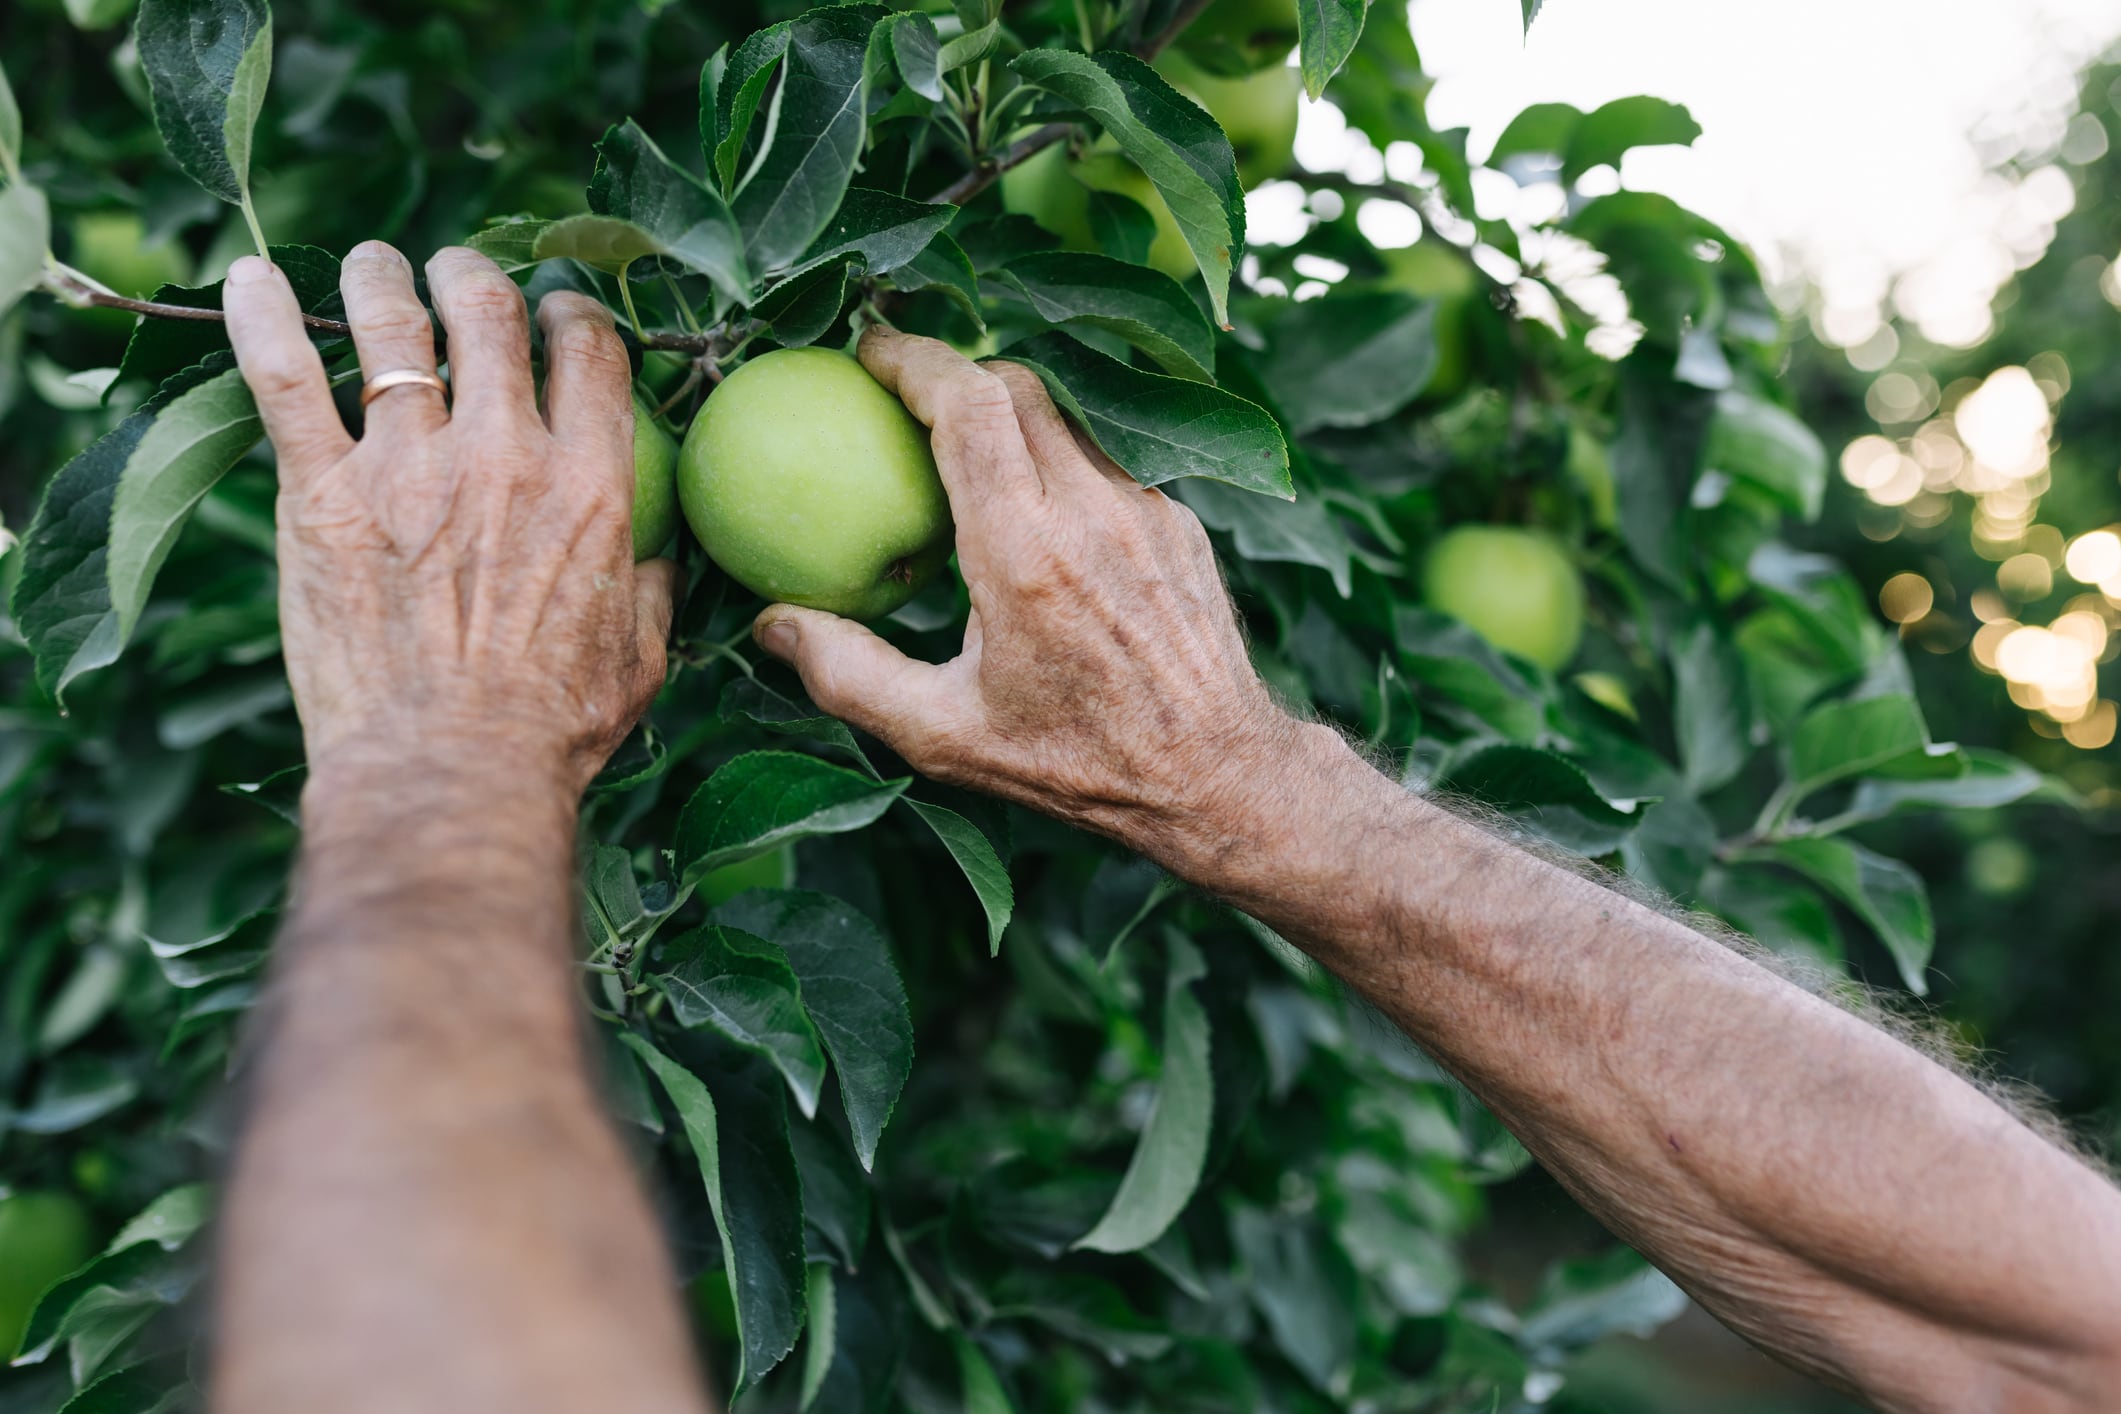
[922,0,1221,207]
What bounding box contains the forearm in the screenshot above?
[214,763,707,1414]
[1154,727,2121,1411]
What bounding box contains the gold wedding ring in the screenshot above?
[359,368,450,408]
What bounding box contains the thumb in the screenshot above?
[753,604,941,748]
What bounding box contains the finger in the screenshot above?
[223,256,353,483]
[754,604,954,757]
[339,241,446,435]
[634,559,679,696]
[858,328,1042,518]
[426,246,537,424]
[986,360,1134,498]
[537,292,633,467]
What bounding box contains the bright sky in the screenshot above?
[1301,0,2121,349]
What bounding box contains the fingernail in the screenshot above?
[227,256,273,286]
[756,617,799,660]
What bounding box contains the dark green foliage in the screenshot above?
[0,0,2063,1409]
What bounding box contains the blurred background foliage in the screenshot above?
[0,0,2114,1410]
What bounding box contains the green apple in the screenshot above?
[1154,50,1301,188]
[632,396,679,561]
[1378,240,1481,403]
[1000,142,1195,282]
[0,1191,94,1358]
[1421,526,1584,671]
[1174,0,1300,73]
[67,211,191,339]
[678,348,952,620]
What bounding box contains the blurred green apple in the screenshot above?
[632,395,679,561]
[697,843,794,906]
[1422,526,1584,671]
[1001,141,1195,282]
[1378,239,1481,404]
[0,1191,94,1358]
[67,210,191,339]
[1154,50,1301,188]
[678,348,952,620]
[1173,0,1300,74]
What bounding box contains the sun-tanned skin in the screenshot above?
[216,243,2121,1414]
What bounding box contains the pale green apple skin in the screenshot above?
[0,1191,94,1358]
[632,396,680,561]
[1421,526,1585,672]
[678,349,952,621]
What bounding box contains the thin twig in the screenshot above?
[922,0,1219,207]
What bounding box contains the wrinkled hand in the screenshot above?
[223,242,674,797]
[754,329,1332,873]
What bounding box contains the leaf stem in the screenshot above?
[615,265,649,344]
[238,192,270,261]
[662,270,704,336]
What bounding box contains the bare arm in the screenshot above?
[757,329,2121,1414]
[212,244,707,1414]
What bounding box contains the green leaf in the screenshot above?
[0,181,51,325]
[716,889,913,1171]
[588,120,750,303]
[1843,749,2042,821]
[989,332,1291,499]
[1228,1206,1357,1392]
[1785,693,1954,806]
[1562,96,1701,184]
[1703,390,1827,522]
[886,12,943,101]
[733,7,871,274]
[1519,1248,1688,1358]
[954,1333,1015,1414]
[1522,0,1546,33]
[1075,937,1213,1253]
[52,1356,188,1414]
[799,1264,836,1411]
[1438,744,1646,855]
[1705,866,1841,962]
[654,925,829,1120]
[1260,292,1437,432]
[714,22,792,194]
[1295,0,1370,100]
[137,0,272,207]
[1174,478,1354,596]
[114,245,342,394]
[106,366,262,647]
[938,19,1000,73]
[11,408,156,703]
[1671,623,1750,793]
[1084,189,1157,267]
[993,252,1215,381]
[755,256,859,347]
[888,231,983,328]
[621,1035,807,1393]
[1487,102,1583,167]
[1009,50,1245,326]
[674,751,908,890]
[984,1268,1172,1362]
[1773,837,1933,993]
[106,1185,211,1255]
[0,60,20,179]
[785,188,956,282]
[905,798,1013,954]
[718,673,871,767]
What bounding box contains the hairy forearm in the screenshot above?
[1152,727,2121,1411]
[214,763,707,1414]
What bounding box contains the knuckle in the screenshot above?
[451,276,527,326]
[363,306,434,349]
[548,321,627,374]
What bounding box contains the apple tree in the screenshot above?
[0,0,2054,1408]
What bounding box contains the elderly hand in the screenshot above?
[223,241,674,797]
[752,329,1337,877]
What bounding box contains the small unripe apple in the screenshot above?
[632,396,679,561]
[1000,142,1195,282]
[0,1191,94,1358]
[1421,526,1584,671]
[678,348,952,620]
[1153,50,1301,188]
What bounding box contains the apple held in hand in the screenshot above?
[678,348,953,620]
[1422,526,1585,671]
